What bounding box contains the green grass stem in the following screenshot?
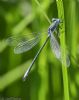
[0,61,31,91]
[69,1,77,67]
[35,0,70,99]
[56,0,69,100]
[34,0,51,24]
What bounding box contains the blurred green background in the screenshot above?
[0,0,79,100]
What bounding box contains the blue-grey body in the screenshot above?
[48,18,61,59]
[48,18,60,36]
[23,18,63,80]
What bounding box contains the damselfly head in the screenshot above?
[52,18,61,23]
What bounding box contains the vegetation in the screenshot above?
[0,0,79,100]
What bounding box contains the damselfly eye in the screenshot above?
[52,18,61,23]
[52,18,57,22]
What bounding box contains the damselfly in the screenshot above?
[7,18,70,81]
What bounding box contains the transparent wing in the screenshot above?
[50,33,61,59]
[6,32,41,46]
[14,33,41,54]
[66,54,70,67]
[50,33,70,67]
[6,32,43,54]
[6,32,47,54]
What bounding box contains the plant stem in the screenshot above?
[56,0,69,100]
[34,0,51,24]
[69,1,77,67]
